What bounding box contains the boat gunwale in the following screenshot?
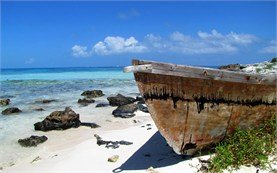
[125,59,277,86]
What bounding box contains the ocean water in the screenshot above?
[0,67,139,167]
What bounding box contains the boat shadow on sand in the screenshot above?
[113,131,191,172]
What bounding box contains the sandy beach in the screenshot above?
[2,110,276,173]
[1,111,205,173]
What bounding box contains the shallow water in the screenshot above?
[0,67,138,167]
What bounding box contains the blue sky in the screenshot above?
[1,1,276,68]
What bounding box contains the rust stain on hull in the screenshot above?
[134,72,276,155]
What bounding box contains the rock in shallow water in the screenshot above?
[77,98,95,106]
[18,135,48,147]
[0,99,10,106]
[107,94,136,107]
[95,102,109,108]
[34,107,81,131]
[33,108,45,111]
[112,103,138,118]
[81,90,104,98]
[35,99,57,104]
[2,107,22,115]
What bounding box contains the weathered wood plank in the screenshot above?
[129,59,277,86]
[123,64,152,73]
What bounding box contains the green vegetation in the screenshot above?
[256,68,262,73]
[271,57,277,63]
[265,62,276,70]
[208,115,276,172]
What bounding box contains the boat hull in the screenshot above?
[133,68,276,155]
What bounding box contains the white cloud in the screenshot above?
[72,45,90,57]
[25,58,35,64]
[145,30,257,54]
[93,36,147,55]
[118,8,140,20]
[144,34,166,50]
[260,40,277,54]
[170,31,191,42]
[71,30,259,57]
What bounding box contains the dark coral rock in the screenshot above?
[2,107,22,115]
[0,99,10,106]
[107,94,136,106]
[219,64,245,71]
[95,102,109,108]
[94,134,133,149]
[137,103,149,113]
[112,103,138,118]
[34,107,81,131]
[136,95,145,104]
[80,122,100,128]
[35,99,57,104]
[271,57,277,63]
[78,98,95,106]
[81,90,104,98]
[33,108,45,111]
[18,135,48,147]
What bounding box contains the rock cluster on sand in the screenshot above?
[18,135,48,147]
[34,107,100,131]
[108,94,149,118]
[34,107,81,131]
[107,94,136,106]
[2,107,22,115]
[0,99,10,106]
[77,98,95,106]
[112,103,138,118]
[81,90,104,98]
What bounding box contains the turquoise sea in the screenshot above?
[0,67,138,167]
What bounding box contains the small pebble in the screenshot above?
[108,155,119,162]
[146,124,151,126]
[147,166,159,173]
[147,127,152,130]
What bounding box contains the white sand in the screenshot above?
[1,111,275,173]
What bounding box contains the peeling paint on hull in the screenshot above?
[134,72,276,155]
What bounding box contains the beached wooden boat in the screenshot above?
[124,59,276,155]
